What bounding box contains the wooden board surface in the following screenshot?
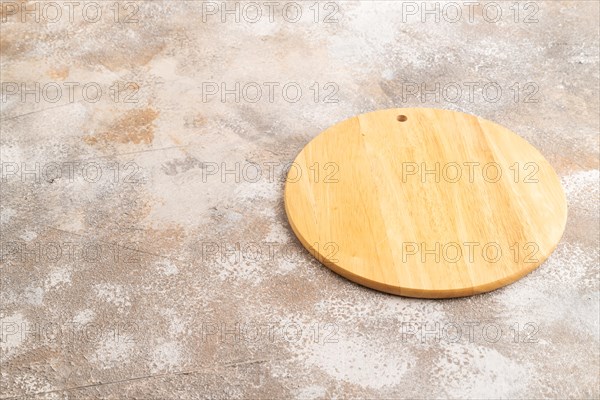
[284,108,567,298]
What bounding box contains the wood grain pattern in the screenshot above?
[285,108,567,298]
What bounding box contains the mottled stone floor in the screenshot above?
[1,1,598,398]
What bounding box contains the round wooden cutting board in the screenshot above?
[284,108,567,298]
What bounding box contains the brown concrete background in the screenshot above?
[1,1,598,398]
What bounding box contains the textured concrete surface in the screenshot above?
[0,1,598,398]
